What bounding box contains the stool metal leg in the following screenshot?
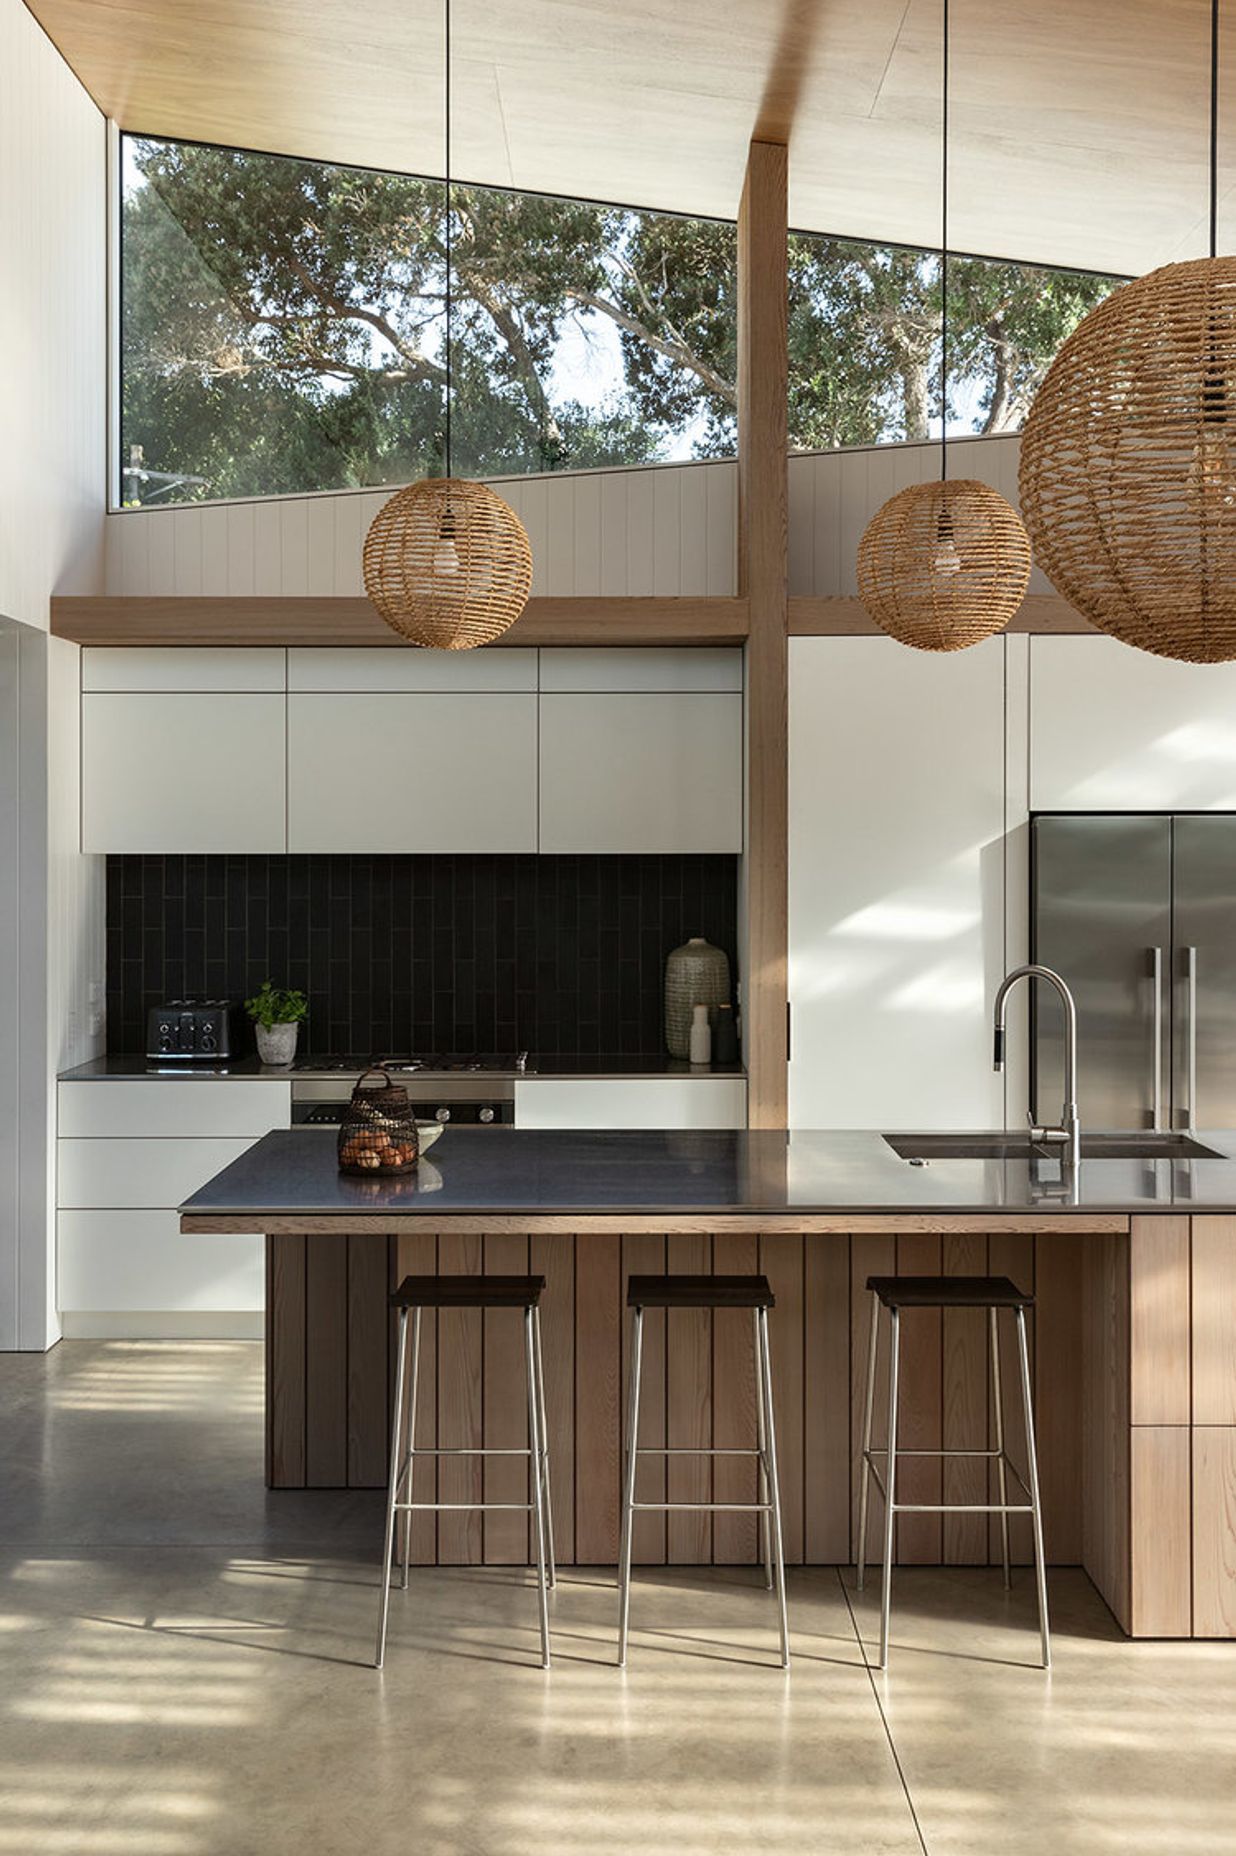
[989,1307,1011,1591]
[855,1290,880,1592]
[753,1307,773,1590]
[375,1305,410,1670]
[757,1306,790,1669]
[524,1307,551,1669]
[616,1305,644,1666]
[532,1306,556,1588]
[400,1305,423,1590]
[1015,1307,1051,1670]
[877,1307,901,1670]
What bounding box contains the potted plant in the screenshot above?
[245,980,309,1067]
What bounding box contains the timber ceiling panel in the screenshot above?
[22,0,1236,275]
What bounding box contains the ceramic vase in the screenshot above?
[664,937,730,1059]
[256,1021,299,1066]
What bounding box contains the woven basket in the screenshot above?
[1019,257,1236,664]
[363,477,533,650]
[338,1068,420,1176]
[856,479,1031,652]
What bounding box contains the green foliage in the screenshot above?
[244,980,309,1028]
[120,136,1121,503]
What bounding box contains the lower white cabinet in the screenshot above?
[287,692,538,852]
[514,1076,747,1129]
[58,1212,264,1318]
[81,693,287,853]
[538,693,743,852]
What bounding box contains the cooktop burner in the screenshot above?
[290,1053,528,1074]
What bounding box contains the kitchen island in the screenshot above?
[180,1127,1236,1640]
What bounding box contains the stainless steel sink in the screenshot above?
[883,1131,1223,1162]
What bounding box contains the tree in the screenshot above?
[121,136,1119,503]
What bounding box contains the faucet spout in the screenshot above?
[992,964,1080,1168]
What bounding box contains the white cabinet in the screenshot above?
[788,636,1008,1131]
[82,692,287,852]
[287,692,538,852]
[1031,636,1236,811]
[59,1079,290,1139]
[83,648,285,692]
[288,647,537,692]
[515,1076,747,1129]
[539,693,742,852]
[539,649,743,693]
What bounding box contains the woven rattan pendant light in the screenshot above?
[1019,0,1236,664]
[363,0,532,649]
[856,0,1031,651]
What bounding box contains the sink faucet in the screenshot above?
[992,964,1081,1168]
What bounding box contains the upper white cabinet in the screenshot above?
[1031,636,1236,811]
[540,692,743,852]
[82,691,287,853]
[287,692,538,852]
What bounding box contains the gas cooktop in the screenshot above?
[290,1053,529,1075]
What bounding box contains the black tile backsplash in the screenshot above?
[106,855,739,1059]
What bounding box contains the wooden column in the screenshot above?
[737,139,789,1130]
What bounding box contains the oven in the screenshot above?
[291,1073,516,1128]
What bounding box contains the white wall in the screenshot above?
[0,0,107,1347]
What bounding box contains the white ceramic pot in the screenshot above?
[256,1021,300,1066]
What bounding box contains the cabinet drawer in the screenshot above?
[58,1210,263,1312]
[83,648,286,692]
[287,692,538,852]
[539,693,742,852]
[538,649,743,693]
[514,1077,747,1130]
[288,647,537,692]
[82,692,287,852]
[58,1080,290,1140]
[58,1137,257,1209]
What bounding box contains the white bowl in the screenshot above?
[416,1121,446,1156]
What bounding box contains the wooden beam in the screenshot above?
[738,140,789,1131]
[788,593,1098,637]
[49,594,751,650]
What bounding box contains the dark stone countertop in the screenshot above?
[179,1127,1236,1221]
[60,1055,745,1084]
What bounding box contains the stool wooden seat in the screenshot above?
[376,1276,555,1670]
[390,1274,545,1309]
[866,1275,1032,1310]
[857,1272,1049,1670]
[618,1274,789,1668]
[626,1274,775,1309]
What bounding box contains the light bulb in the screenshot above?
[1188,424,1236,512]
[932,536,962,576]
[433,536,461,576]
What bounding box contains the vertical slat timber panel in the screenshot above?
[484,1232,530,1564]
[394,1232,438,1566]
[1192,1427,1236,1637]
[805,1234,851,1564]
[576,1234,621,1564]
[267,1233,306,1488]
[346,1233,390,1487]
[713,1231,759,1564]
[1130,1216,1191,1424]
[305,1234,348,1487]
[1082,1233,1131,1631]
[438,1233,483,1564]
[667,1233,713,1564]
[1036,1233,1085,1563]
[895,1233,942,1564]
[532,1232,575,1565]
[850,1234,895,1562]
[1130,1427,1191,1637]
[622,1232,667,1565]
[1192,1217,1236,1424]
[989,1233,1034,1563]
[761,1232,804,1563]
[942,1232,989,1565]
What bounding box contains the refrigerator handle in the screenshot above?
[1185,945,1199,1131]
[1151,945,1163,1132]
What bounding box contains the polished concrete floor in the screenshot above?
[2,1341,1235,1856]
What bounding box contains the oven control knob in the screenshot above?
[479,1106,495,1124]
[435,1106,451,1123]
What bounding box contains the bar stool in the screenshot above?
[856,1274,1050,1670]
[618,1274,789,1668]
[375,1275,555,1670]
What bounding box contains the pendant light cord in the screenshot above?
[444,0,453,477]
[1211,0,1220,260]
[940,0,949,483]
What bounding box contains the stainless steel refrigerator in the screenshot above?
[1032,814,1236,1130]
